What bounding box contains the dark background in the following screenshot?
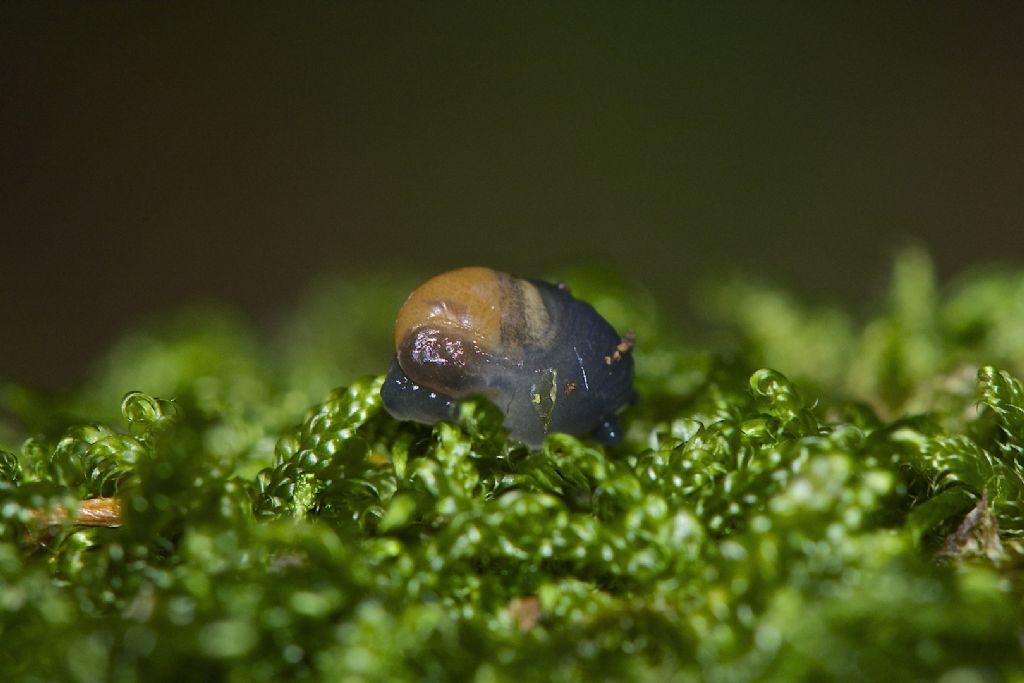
[2,3,1023,390]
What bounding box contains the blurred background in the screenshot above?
[2,2,1022,390]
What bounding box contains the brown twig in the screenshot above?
[32,497,122,528]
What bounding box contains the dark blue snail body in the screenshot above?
[380,267,635,448]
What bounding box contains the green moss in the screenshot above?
[2,252,1024,682]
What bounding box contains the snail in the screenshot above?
[380,267,635,448]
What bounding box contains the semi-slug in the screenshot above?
[380,267,635,448]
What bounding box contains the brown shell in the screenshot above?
[393,267,555,391]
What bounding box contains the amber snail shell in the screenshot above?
[380,267,635,448]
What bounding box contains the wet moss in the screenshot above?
[2,252,1024,682]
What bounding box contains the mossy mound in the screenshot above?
[2,251,1024,682]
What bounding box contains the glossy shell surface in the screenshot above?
[380,267,634,448]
